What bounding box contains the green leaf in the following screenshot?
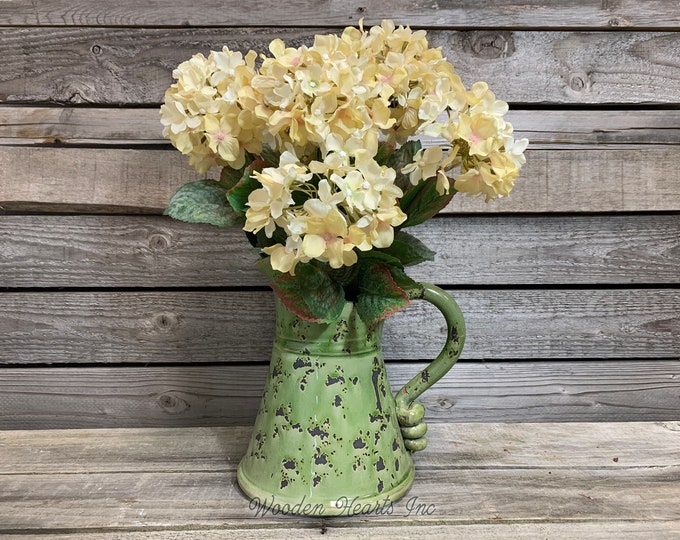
[388,140,421,192]
[163,179,243,228]
[381,230,435,267]
[259,144,280,167]
[356,249,404,269]
[399,177,454,228]
[227,160,265,215]
[220,166,245,190]
[220,152,258,190]
[260,260,346,323]
[374,141,396,166]
[255,256,278,279]
[250,225,287,250]
[356,264,410,325]
[327,264,360,288]
[388,266,421,295]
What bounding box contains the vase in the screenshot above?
[237,283,465,516]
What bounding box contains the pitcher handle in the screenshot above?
[395,283,466,452]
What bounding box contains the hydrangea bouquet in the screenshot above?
[162,20,527,324]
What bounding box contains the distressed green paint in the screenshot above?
[237,283,465,515]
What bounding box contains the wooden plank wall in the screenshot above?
[0,1,678,428]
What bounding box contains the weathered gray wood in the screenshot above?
[3,107,680,147]
[2,214,679,287]
[0,360,678,429]
[438,31,680,105]
[0,107,167,146]
[0,289,677,363]
[506,109,680,148]
[1,28,679,104]
[0,215,262,288]
[449,145,680,213]
[2,522,677,539]
[3,422,679,473]
[5,467,679,528]
[1,0,679,28]
[417,214,680,285]
[0,147,200,214]
[2,146,680,213]
[0,423,678,532]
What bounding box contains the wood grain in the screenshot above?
[0,423,678,532]
[0,289,677,363]
[0,147,200,214]
[1,0,679,28]
[3,146,680,213]
[0,5,677,511]
[4,466,679,528]
[1,522,677,539]
[1,214,678,288]
[3,422,680,473]
[0,106,168,146]
[0,361,677,429]
[1,28,679,104]
[3,107,680,147]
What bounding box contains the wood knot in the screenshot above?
[43,136,65,145]
[567,72,592,95]
[153,312,179,331]
[463,32,515,60]
[157,392,190,414]
[68,90,88,104]
[608,17,630,27]
[435,397,454,410]
[661,422,680,431]
[147,233,171,252]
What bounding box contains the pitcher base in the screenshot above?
[237,463,415,517]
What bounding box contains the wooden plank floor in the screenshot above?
[1,423,678,538]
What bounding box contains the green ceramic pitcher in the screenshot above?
[237,283,465,516]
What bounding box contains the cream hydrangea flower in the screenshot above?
[320,133,365,170]
[160,47,261,172]
[402,146,444,185]
[204,114,243,168]
[301,208,357,269]
[349,205,407,251]
[262,236,309,275]
[245,153,313,237]
[303,179,345,217]
[163,19,527,274]
[454,160,516,202]
[457,113,503,157]
[504,136,530,167]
